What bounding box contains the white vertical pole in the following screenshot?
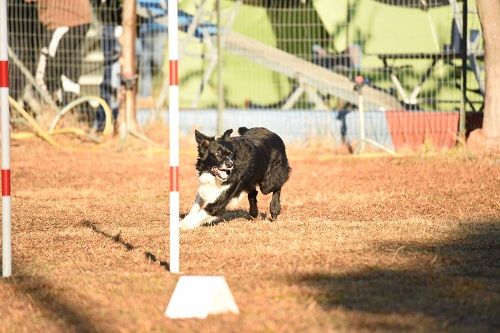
[216,0,224,135]
[0,0,12,278]
[168,0,180,274]
[358,92,366,153]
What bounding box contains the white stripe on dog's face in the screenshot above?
[198,172,230,204]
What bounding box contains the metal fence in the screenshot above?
[6,0,484,150]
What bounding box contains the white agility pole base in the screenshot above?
[165,276,239,319]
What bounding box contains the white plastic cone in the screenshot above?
[165,276,239,319]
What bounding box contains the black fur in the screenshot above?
[195,127,291,220]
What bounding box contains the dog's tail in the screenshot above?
[238,127,250,135]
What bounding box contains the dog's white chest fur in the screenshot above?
[198,172,246,208]
[198,172,230,203]
[179,172,245,230]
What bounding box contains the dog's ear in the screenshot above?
[195,130,213,150]
[220,129,233,141]
[238,127,249,135]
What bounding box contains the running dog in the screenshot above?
[179,127,291,230]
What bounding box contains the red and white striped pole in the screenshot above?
[168,0,180,274]
[0,0,12,278]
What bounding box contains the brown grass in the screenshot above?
[1,125,499,333]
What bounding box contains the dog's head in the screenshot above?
[195,129,234,181]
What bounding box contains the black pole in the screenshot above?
[460,0,468,138]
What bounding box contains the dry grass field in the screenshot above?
[0,126,499,333]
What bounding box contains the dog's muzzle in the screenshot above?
[212,161,233,181]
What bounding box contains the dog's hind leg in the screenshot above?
[248,189,258,218]
[270,189,281,221]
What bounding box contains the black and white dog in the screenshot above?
[179,127,291,230]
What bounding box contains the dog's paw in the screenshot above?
[249,207,259,219]
[179,217,200,230]
[179,223,198,231]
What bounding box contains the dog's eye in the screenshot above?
[215,152,221,157]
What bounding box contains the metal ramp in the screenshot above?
[222,30,401,111]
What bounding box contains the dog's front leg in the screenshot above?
[179,208,217,230]
[188,193,204,215]
[179,193,205,230]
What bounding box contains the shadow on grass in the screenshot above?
[4,267,101,333]
[295,220,500,331]
[206,209,274,227]
[81,220,170,271]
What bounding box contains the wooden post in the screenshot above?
[119,0,139,141]
[469,0,500,152]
